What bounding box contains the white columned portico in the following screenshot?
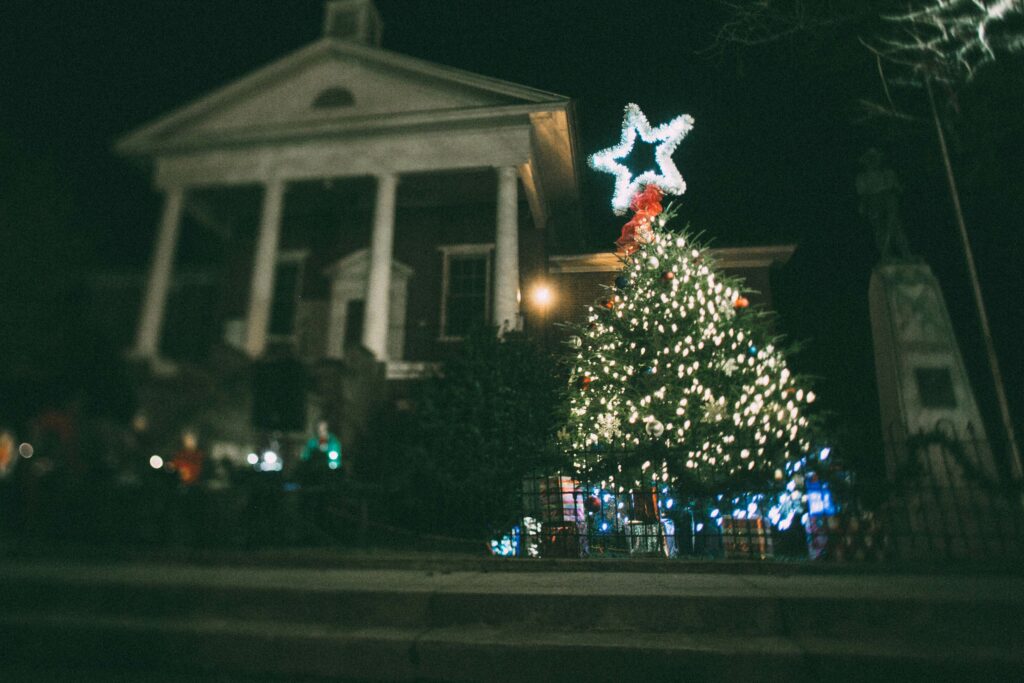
[133,186,185,360]
[362,173,399,360]
[244,178,286,358]
[492,166,520,333]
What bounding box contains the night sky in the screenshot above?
[2,0,1022,470]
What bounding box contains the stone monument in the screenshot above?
[870,264,995,480]
[864,151,1004,558]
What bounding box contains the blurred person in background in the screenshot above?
[171,429,205,486]
[300,420,342,472]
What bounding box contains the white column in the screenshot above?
[493,166,520,333]
[362,173,398,360]
[133,186,185,359]
[244,179,286,358]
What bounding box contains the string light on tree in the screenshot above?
[588,103,695,215]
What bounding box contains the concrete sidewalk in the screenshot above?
[3,557,1022,600]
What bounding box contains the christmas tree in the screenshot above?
[564,104,817,493]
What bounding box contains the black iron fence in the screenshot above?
[498,436,1024,563]
[3,430,1022,564]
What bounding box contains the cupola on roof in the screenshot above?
[323,0,382,46]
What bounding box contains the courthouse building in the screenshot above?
[114,1,791,454]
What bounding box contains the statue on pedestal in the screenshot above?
[856,148,912,262]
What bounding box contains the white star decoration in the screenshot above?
[588,103,695,214]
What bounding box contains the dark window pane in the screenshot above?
[269,262,300,336]
[444,254,488,337]
[344,299,365,350]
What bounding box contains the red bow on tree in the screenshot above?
[616,185,664,254]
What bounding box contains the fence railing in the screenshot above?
[4,432,1021,564]
[499,438,1024,562]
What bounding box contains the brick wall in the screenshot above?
[544,246,794,342]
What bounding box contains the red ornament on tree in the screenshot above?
[603,299,615,309]
[584,495,602,513]
[733,296,750,309]
[580,376,593,390]
[661,271,675,282]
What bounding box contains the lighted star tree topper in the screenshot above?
[588,103,695,215]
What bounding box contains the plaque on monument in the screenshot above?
[913,367,957,409]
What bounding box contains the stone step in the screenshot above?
[2,562,1020,647]
[2,561,1022,681]
[2,613,1021,682]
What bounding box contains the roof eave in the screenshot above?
[548,245,798,273]
[118,102,566,157]
[115,37,571,159]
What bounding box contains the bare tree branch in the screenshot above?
[873,0,1024,82]
[853,97,923,123]
[710,0,1024,83]
[706,0,856,51]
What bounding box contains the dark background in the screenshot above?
[1,0,1021,477]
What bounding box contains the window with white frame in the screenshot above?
[268,250,308,340]
[439,244,493,339]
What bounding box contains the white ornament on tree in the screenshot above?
[645,419,665,438]
[597,412,621,441]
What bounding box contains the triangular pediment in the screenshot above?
[324,248,413,282]
[117,38,568,155]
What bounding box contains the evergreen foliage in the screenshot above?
[563,202,818,491]
[377,328,562,538]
